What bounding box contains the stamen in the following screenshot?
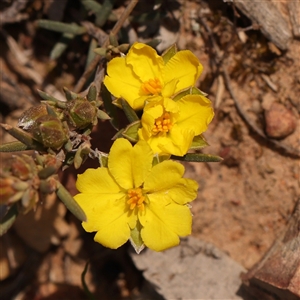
[127,188,145,211]
[141,78,162,95]
[152,112,173,135]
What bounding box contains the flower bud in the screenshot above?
[18,104,48,130]
[0,177,16,204]
[32,115,68,149]
[10,156,31,180]
[66,99,98,129]
[21,189,39,213]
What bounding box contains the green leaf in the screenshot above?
[81,262,96,300]
[171,153,223,163]
[93,47,107,56]
[172,87,193,102]
[97,110,110,120]
[190,135,209,150]
[122,121,141,142]
[37,20,86,35]
[87,83,97,102]
[38,166,57,179]
[130,221,145,254]
[121,99,139,123]
[56,181,87,222]
[191,86,208,96]
[37,89,62,102]
[98,152,108,168]
[112,128,124,140]
[0,204,18,236]
[50,32,74,60]
[85,38,98,71]
[81,0,117,23]
[63,87,79,101]
[95,0,115,27]
[0,124,45,151]
[0,141,30,152]
[172,87,208,102]
[162,44,177,64]
[100,84,119,130]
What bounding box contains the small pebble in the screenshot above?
[264,102,297,139]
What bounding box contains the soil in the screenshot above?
[0,0,299,299]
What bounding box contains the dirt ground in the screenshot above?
[0,0,299,299]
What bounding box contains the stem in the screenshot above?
[74,0,139,93]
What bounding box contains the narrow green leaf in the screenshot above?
[93,47,107,56]
[162,44,177,64]
[171,153,223,163]
[37,20,86,35]
[95,0,115,27]
[172,87,208,102]
[121,99,139,123]
[81,262,96,300]
[100,84,119,130]
[191,87,208,96]
[130,221,145,254]
[87,84,97,102]
[38,166,57,179]
[0,124,45,151]
[97,110,110,120]
[56,181,86,222]
[190,135,209,150]
[46,104,58,117]
[0,141,30,152]
[112,128,124,140]
[74,145,90,169]
[37,89,61,102]
[50,32,74,60]
[81,0,117,22]
[98,152,108,168]
[63,87,79,101]
[172,87,192,102]
[85,38,98,71]
[122,121,141,142]
[0,204,18,236]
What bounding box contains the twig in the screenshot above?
[222,70,299,157]
[199,16,300,158]
[74,0,139,93]
[0,0,29,25]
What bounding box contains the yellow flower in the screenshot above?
[103,42,203,110]
[138,95,214,156]
[74,138,198,252]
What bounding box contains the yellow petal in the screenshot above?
[108,138,134,189]
[87,197,136,249]
[161,78,178,98]
[164,50,203,94]
[139,201,192,251]
[152,178,198,205]
[103,57,142,109]
[76,168,121,193]
[108,138,154,189]
[126,43,164,83]
[177,94,214,135]
[142,127,194,156]
[74,193,126,232]
[143,160,184,192]
[166,126,195,156]
[131,140,153,188]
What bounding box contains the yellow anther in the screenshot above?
[152,112,173,135]
[127,188,145,211]
[141,78,162,95]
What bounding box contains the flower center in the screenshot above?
[127,188,145,211]
[141,78,162,95]
[152,112,173,135]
